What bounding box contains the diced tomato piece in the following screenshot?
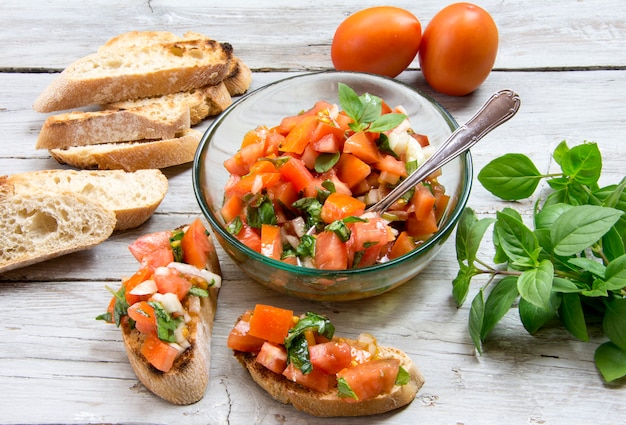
[349,218,394,252]
[343,131,381,163]
[266,181,299,212]
[411,183,437,221]
[320,193,366,224]
[309,342,352,375]
[314,231,348,270]
[224,156,249,177]
[228,172,282,197]
[153,267,192,300]
[389,231,418,260]
[312,129,343,153]
[411,132,430,147]
[128,231,173,263]
[248,304,294,344]
[256,342,288,374]
[181,218,214,270]
[221,195,244,224]
[227,312,266,353]
[335,111,353,132]
[337,358,401,402]
[335,153,371,189]
[260,224,282,260]
[351,244,384,268]
[240,126,268,148]
[279,115,319,154]
[278,156,315,193]
[140,247,174,270]
[224,142,266,177]
[300,144,319,169]
[127,301,158,336]
[265,131,285,156]
[232,220,262,253]
[282,363,333,393]
[406,209,438,239]
[375,154,407,177]
[123,267,154,305]
[141,333,180,373]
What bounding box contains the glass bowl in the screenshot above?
[193,71,472,301]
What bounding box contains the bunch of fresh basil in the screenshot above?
[454,140,626,382]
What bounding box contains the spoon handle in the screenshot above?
[366,89,521,214]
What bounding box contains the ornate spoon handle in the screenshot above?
[366,89,521,214]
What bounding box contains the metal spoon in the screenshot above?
[366,89,521,214]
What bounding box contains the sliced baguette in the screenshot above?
[223,57,253,96]
[33,35,233,112]
[49,129,201,171]
[4,169,168,230]
[35,102,191,149]
[118,222,222,404]
[234,343,424,417]
[0,191,116,273]
[106,82,232,126]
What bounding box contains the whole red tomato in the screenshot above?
[331,7,422,78]
[419,3,498,96]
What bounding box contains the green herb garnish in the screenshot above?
[338,83,406,133]
[454,140,626,382]
[95,285,129,326]
[284,312,335,374]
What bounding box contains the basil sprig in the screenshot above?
[284,312,335,374]
[455,140,626,382]
[338,83,406,133]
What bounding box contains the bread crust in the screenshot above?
[49,129,201,171]
[120,226,221,405]
[33,37,233,112]
[35,103,191,149]
[5,169,168,231]
[234,343,425,417]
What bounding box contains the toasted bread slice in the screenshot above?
[49,129,201,171]
[223,57,253,96]
[4,169,168,230]
[234,343,424,417]
[33,34,233,112]
[116,222,222,405]
[122,284,220,405]
[35,102,191,149]
[0,191,116,273]
[106,82,232,126]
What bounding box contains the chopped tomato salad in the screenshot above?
[228,304,411,401]
[222,83,449,269]
[97,218,222,373]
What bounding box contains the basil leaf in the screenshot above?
[338,83,363,124]
[149,301,182,343]
[456,207,495,265]
[97,285,129,327]
[395,366,410,385]
[292,197,323,230]
[604,297,626,351]
[481,276,519,340]
[551,205,623,256]
[284,312,335,374]
[314,152,340,173]
[337,377,358,399]
[559,293,589,342]
[594,342,626,382]
[296,234,316,258]
[494,211,540,266]
[188,286,209,297]
[534,203,574,230]
[452,263,478,307]
[552,140,570,166]
[169,230,185,263]
[469,289,485,354]
[605,254,626,291]
[359,92,383,124]
[517,260,554,310]
[552,277,583,293]
[561,142,602,186]
[325,220,351,242]
[377,133,399,159]
[567,257,606,279]
[477,153,543,200]
[226,216,243,235]
[519,293,559,334]
[368,113,407,133]
[247,196,277,228]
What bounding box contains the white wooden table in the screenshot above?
[1,1,625,424]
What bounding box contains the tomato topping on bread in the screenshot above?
[228,304,425,416]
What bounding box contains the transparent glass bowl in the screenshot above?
[193,71,472,301]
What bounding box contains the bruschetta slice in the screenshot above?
[98,218,221,404]
[227,304,425,416]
